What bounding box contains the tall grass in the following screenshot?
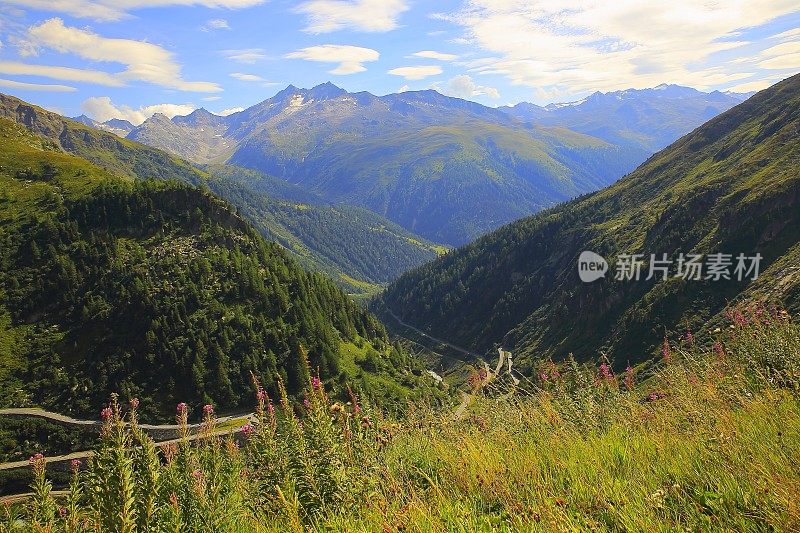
[2,305,798,531]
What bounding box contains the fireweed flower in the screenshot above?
[100,406,112,421]
[599,362,613,380]
[661,337,671,363]
[169,493,179,507]
[129,398,140,410]
[311,377,322,390]
[303,399,311,409]
[685,330,694,345]
[71,459,81,472]
[191,469,203,479]
[713,341,725,358]
[267,402,275,415]
[624,365,634,389]
[176,403,188,416]
[540,373,549,382]
[203,404,214,416]
[29,453,44,464]
[241,423,254,436]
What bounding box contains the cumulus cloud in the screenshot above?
[3,0,265,21]
[0,78,76,91]
[81,96,195,125]
[21,18,220,92]
[296,0,408,33]
[443,74,499,99]
[230,72,265,81]
[0,60,123,86]
[217,106,244,116]
[446,0,799,100]
[286,44,379,75]
[388,65,442,80]
[412,50,458,61]
[222,49,266,64]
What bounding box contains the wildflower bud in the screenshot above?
[169,493,179,507]
[267,402,275,415]
[59,508,67,519]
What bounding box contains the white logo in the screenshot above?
[578,251,608,282]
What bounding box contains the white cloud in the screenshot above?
[0,78,76,91]
[443,74,499,99]
[22,18,220,92]
[286,44,379,75]
[222,48,266,64]
[203,18,230,30]
[81,96,195,125]
[724,78,777,93]
[447,0,799,100]
[388,65,442,80]
[202,95,222,101]
[0,60,123,86]
[3,0,266,21]
[296,0,408,33]
[413,50,458,61]
[757,41,800,70]
[217,106,244,116]
[230,72,265,81]
[398,84,409,92]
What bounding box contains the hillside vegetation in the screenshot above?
[0,117,445,421]
[3,307,798,530]
[376,74,800,374]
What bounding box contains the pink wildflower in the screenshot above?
[256,388,267,402]
[29,453,44,464]
[203,404,214,416]
[713,341,725,359]
[59,508,67,519]
[176,402,188,416]
[311,377,321,390]
[661,337,671,363]
[624,365,634,390]
[241,423,254,436]
[100,407,112,421]
[540,373,549,382]
[685,330,694,345]
[599,362,613,380]
[71,459,81,472]
[129,398,139,410]
[169,493,178,507]
[303,398,311,408]
[267,402,275,415]
[191,469,203,480]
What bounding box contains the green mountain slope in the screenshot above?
[375,74,800,374]
[0,118,444,421]
[0,94,444,296]
[203,165,445,296]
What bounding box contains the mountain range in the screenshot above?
[0,102,444,420]
[375,73,799,375]
[92,82,747,247]
[3,94,442,296]
[121,83,643,245]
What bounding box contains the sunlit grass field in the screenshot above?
[3,305,798,532]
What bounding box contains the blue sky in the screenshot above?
[0,0,797,124]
